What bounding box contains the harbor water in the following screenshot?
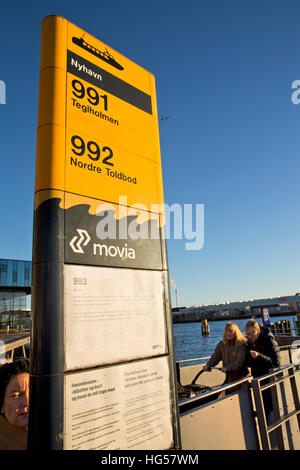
[172,314,298,364]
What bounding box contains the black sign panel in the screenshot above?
[64,202,163,269]
[67,50,152,114]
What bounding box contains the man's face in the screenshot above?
[2,373,29,428]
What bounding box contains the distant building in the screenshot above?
[172,295,300,323]
[0,259,32,331]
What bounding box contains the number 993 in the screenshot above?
[73,277,87,285]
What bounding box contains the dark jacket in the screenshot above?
[0,415,27,450]
[246,327,280,378]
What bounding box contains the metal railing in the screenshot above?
[0,333,30,362]
[176,350,300,449]
[251,364,300,450]
[176,342,300,371]
[178,374,251,413]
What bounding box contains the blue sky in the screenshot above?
[0,0,300,307]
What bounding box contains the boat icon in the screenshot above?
[72,36,124,70]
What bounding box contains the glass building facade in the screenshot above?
[0,259,32,291]
[0,259,32,330]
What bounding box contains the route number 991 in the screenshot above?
[72,79,108,111]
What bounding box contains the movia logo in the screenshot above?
[69,228,136,259]
[70,229,91,253]
[0,80,6,104]
[72,36,124,71]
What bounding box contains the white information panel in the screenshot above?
[64,356,173,450]
[64,264,167,370]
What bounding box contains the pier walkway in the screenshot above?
[0,332,30,362]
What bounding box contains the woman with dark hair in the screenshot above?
[0,358,29,450]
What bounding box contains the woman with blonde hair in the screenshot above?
[203,322,249,385]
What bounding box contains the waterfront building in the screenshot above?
[172,294,300,323]
[0,259,31,331]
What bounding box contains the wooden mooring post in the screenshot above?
[201,319,210,335]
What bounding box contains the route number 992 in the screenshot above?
[71,135,114,166]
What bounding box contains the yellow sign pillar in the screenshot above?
[30,16,180,450]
